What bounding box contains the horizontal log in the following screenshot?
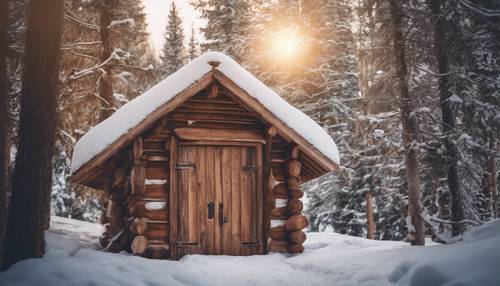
[286,214,309,232]
[168,112,259,125]
[289,230,306,244]
[287,199,303,215]
[144,184,168,199]
[288,244,305,254]
[145,163,168,179]
[144,222,169,241]
[174,127,265,143]
[147,155,169,162]
[287,160,301,177]
[270,206,288,219]
[131,235,149,256]
[270,226,288,241]
[268,240,289,253]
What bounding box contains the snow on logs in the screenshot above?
[269,144,307,254]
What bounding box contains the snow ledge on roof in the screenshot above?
[71,52,340,173]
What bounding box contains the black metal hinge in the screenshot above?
[176,163,196,170]
[242,241,260,247]
[175,241,199,246]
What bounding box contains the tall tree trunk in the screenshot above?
[97,0,117,228]
[429,0,463,236]
[487,135,497,218]
[388,0,425,246]
[365,189,375,239]
[0,0,10,263]
[1,0,64,269]
[98,0,116,121]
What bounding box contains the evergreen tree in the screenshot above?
[192,0,252,61]
[160,2,186,76]
[188,24,199,61]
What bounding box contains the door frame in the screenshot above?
[169,137,264,259]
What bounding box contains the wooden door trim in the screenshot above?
[174,127,266,144]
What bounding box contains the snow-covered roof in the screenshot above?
[71,52,339,173]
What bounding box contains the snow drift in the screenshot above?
[0,216,499,286]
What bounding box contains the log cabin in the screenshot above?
[70,52,340,259]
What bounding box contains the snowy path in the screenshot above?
[0,216,499,286]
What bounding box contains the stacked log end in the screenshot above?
[285,153,307,254]
[127,135,170,259]
[268,144,307,254]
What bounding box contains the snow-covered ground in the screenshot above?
[0,216,499,286]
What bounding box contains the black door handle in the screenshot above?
[208,202,214,219]
[219,203,227,226]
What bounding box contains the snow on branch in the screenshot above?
[64,12,99,30]
[461,0,500,17]
[65,49,128,82]
[107,18,135,30]
[62,40,102,50]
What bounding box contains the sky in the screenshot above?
[142,0,204,55]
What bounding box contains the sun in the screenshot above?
[268,27,307,63]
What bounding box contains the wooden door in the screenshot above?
[171,143,263,259]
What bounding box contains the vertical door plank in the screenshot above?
[247,147,258,255]
[205,146,216,254]
[230,147,241,255]
[169,136,178,259]
[221,147,232,255]
[196,146,208,254]
[187,146,198,253]
[256,144,264,254]
[177,146,188,258]
[240,147,251,255]
[214,146,223,254]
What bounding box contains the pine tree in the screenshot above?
[2,0,64,269]
[193,0,252,61]
[188,24,199,61]
[160,2,186,76]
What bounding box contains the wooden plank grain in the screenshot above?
[230,146,241,255]
[169,136,178,259]
[221,147,232,255]
[196,146,208,255]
